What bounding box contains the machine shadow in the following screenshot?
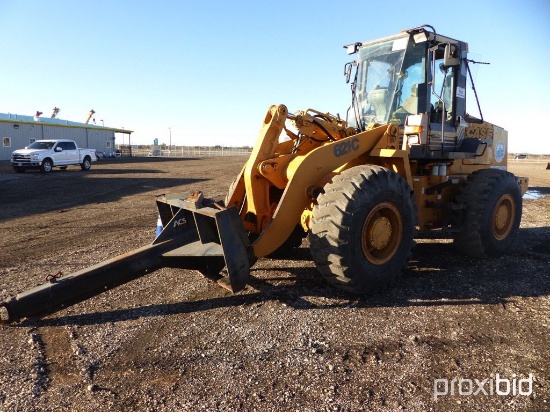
[0,171,210,222]
[24,227,549,328]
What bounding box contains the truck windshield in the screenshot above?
[28,141,55,150]
[355,34,425,126]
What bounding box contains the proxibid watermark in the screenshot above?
[434,374,533,400]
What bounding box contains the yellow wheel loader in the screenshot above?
[1,25,528,323]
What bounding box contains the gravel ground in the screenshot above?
[0,157,548,411]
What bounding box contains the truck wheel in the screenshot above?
[453,169,522,258]
[81,157,91,171]
[310,165,416,294]
[13,167,26,173]
[40,158,53,173]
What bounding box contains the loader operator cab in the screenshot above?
[347,26,480,158]
[353,33,428,125]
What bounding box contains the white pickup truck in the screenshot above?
[10,139,97,173]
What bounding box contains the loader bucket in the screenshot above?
[0,192,251,324]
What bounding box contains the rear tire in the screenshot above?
[453,169,522,258]
[81,156,91,171]
[310,165,416,294]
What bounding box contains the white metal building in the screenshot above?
[0,113,133,161]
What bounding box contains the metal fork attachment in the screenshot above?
[0,191,251,324]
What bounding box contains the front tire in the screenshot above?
[310,165,416,294]
[453,169,522,258]
[40,158,53,173]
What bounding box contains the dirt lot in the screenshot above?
[0,157,548,411]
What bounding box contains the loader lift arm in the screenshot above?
[226,104,395,257]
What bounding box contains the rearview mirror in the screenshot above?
[344,62,354,84]
[55,146,63,152]
[444,43,460,67]
[344,42,361,55]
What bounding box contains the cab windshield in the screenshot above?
[355,34,426,126]
[28,141,55,150]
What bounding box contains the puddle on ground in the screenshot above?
[523,190,544,200]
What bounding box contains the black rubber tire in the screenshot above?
[13,167,26,173]
[453,169,522,258]
[40,158,53,173]
[80,156,91,171]
[310,165,416,294]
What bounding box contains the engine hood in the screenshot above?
[12,148,44,155]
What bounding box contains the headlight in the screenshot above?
[32,154,40,160]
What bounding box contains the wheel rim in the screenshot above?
[44,162,51,172]
[361,202,403,264]
[492,194,515,240]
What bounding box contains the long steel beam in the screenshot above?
[1,194,251,324]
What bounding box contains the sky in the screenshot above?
[1,0,549,153]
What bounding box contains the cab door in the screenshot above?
[62,141,79,164]
[51,142,67,165]
[427,43,459,151]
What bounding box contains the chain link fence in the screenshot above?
[124,146,252,158]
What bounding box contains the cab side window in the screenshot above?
[431,55,456,125]
[59,142,77,150]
